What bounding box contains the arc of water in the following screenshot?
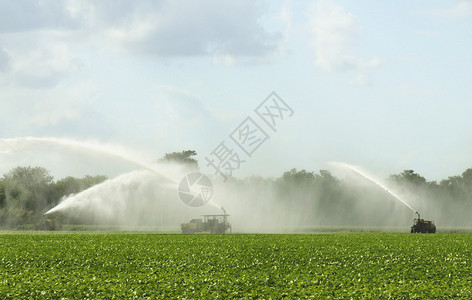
[0,137,224,215]
[45,169,155,215]
[46,168,223,215]
[0,136,177,183]
[330,162,417,213]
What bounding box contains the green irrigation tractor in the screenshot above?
[411,212,436,233]
[181,208,232,234]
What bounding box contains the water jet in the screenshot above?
[330,161,417,213]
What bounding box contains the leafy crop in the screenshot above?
[1,233,471,299]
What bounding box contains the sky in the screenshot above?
[0,0,471,182]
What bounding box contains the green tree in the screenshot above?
[438,169,472,204]
[80,175,108,189]
[51,175,108,206]
[159,150,198,169]
[53,176,82,199]
[461,168,472,197]
[2,166,54,226]
[462,168,472,184]
[278,169,315,186]
[389,170,427,186]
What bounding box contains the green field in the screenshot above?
[1,233,471,299]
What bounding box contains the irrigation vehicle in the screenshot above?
[181,208,231,234]
[35,217,62,231]
[411,212,436,233]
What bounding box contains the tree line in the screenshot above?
[0,166,107,228]
[1,150,471,228]
[269,167,472,226]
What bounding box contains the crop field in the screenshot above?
[1,233,471,299]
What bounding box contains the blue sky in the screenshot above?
[0,0,471,181]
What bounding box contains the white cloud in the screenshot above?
[6,42,82,88]
[427,1,472,19]
[94,0,282,60]
[0,1,95,88]
[306,0,382,85]
[0,0,284,89]
[307,0,359,71]
[55,0,283,62]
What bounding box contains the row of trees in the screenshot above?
[0,166,107,228]
[1,150,471,228]
[269,168,472,226]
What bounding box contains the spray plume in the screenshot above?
[0,137,228,219]
[45,166,223,217]
[45,169,172,216]
[329,161,417,213]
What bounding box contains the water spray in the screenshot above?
[329,162,417,213]
[0,137,191,217]
[330,162,437,232]
[0,137,176,183]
